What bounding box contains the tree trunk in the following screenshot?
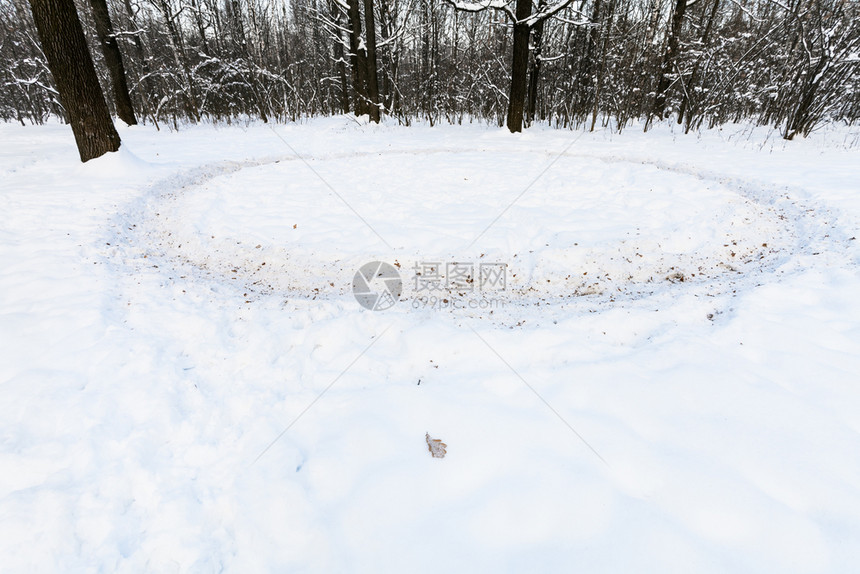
[420,0,430,121]
[526,0,547,127]
[363,0,381,122]
[650,0,687,124]
[87,0,137,125]
[346,0,369,116]
[506,0,532,133]
[28,0,120,161]
[334,32,351,114]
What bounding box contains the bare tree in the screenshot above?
[444,0,577,132]
[3,0,857,134]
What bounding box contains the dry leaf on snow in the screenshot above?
[426,432,447,459]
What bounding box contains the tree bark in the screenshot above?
[28,0,120,161]
[650,0,688,123]
[526,0,547,127]
[328,0,350,114]
[363,0,381,122]
[87,0,137,125]
[334,33,351,114]
[506,0,532,133]
[346,0,369,116]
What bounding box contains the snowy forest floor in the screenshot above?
[1,117,860,572]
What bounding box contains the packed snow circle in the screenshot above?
[2,117,860,572]
[134,137,823,320]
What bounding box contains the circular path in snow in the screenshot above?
[139,149,803,308]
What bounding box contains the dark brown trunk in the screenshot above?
[347,0,369,116]
[28,0,120,161]
[363,0,381,122]
[335,35,351,114]
[526,0,546,127]
[650,0,687,123]
[87,0,137,125]
[330,1,350,113]
[420,0,430,120]
[506,0,532,133]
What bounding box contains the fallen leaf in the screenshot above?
[426,432,447,459]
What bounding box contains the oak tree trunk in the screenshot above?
[87,0,137,125]
[28,0,120,161]
[650,0,688,123]
[331,0,351,114]
[526,0,547,127]
[346,0,369,116]
[506,0,532,133]
[363,0,381,122]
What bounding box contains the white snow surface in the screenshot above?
[1,117,859,572]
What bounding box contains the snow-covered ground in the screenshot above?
[1,117,859,572]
